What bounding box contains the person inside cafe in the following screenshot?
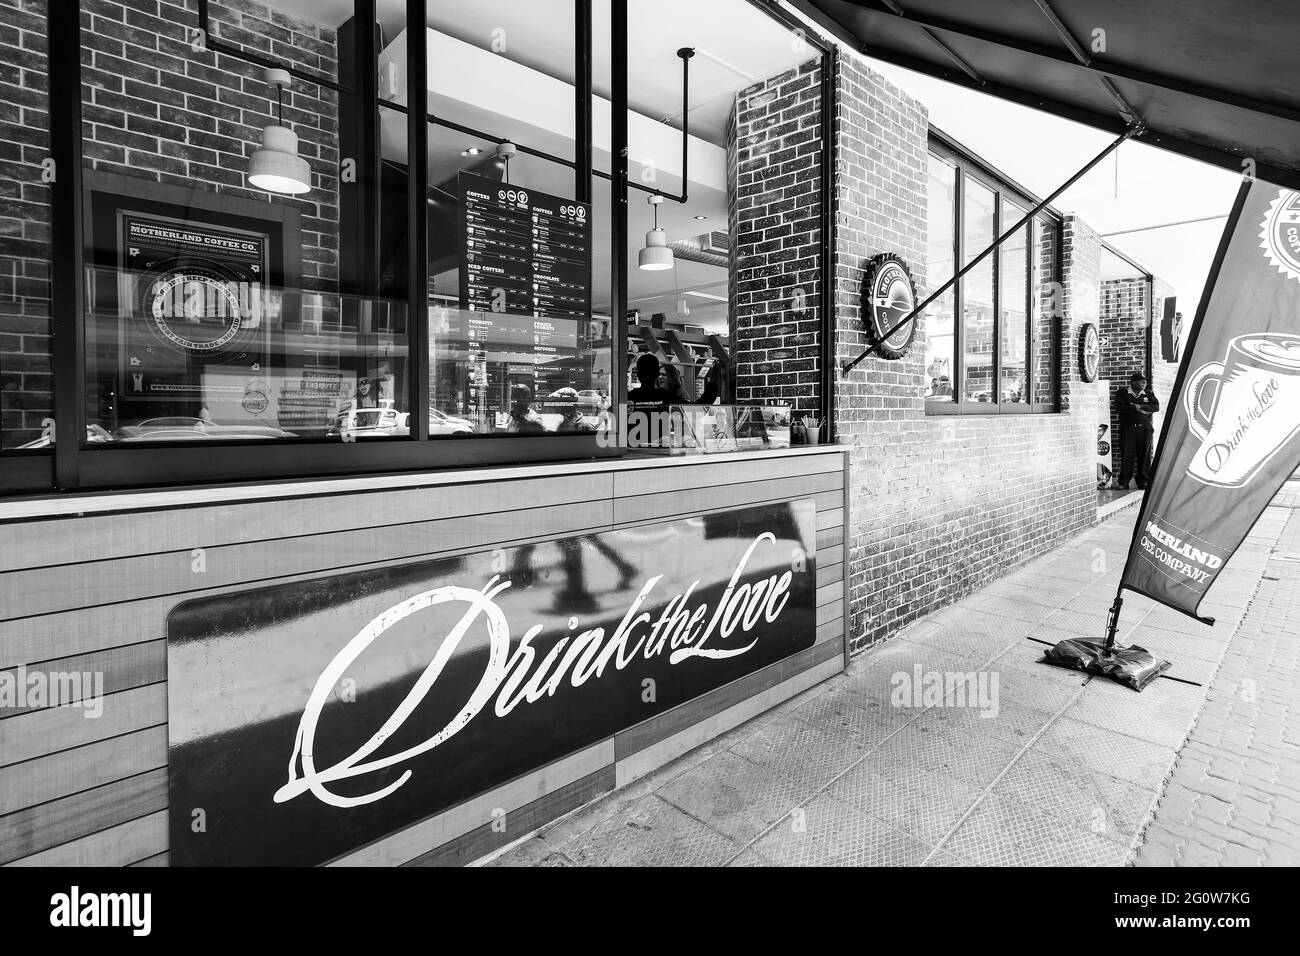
[628,353,680,407]
[1116,370,1160,489]
[658,362,692,403]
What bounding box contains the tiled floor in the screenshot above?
[490,493,1288,867]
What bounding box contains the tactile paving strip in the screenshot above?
[730,714,870,791]
[939,793,1129,866]
[992,748,1155,845]
[749,792,931,867]
[828,761,984,845]
[1033,717,1177,789]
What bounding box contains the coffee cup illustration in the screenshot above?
[1184,333,1300,488]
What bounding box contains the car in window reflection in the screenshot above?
[114,417,297,441]
[16,424,113,449]
[325,407,476,439]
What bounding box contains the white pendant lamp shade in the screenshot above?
[248,124,311,195]
[247,68,311,196]
[638,194,674,271]
[639,227,674,270]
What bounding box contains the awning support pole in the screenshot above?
[841,123,1142,376]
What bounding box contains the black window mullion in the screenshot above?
[953,165,964,414]
[992,191,1001,411]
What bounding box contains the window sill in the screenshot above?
[925,401,1060,416]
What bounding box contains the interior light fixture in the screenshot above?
[693,215,708,221]
[247,68,311,195]
[462,145,482,156]
[639,194,674,271]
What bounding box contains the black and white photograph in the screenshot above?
[0,0,1295,938]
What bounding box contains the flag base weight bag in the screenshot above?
[1040,638,1171,692]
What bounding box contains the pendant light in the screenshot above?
[639,194,674,271]
[247,68,312,196]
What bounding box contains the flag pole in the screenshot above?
[841,123,1142,376]
[1100,178,1255,652]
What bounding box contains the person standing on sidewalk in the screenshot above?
[1116,371,1159,489]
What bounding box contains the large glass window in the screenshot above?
[618,0,825,439]
[925,140,1060,414]
[79,0,409,446]
[0,0,53,460]
[923,152,955,401]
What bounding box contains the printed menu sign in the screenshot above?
[459,172,590,321]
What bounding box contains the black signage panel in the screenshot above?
[167,500,818,866]
[458,172,591,321]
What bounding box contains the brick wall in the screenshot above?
[0,0,341,447]
[833,55,1102,653]
[728,56,822,419]
[0,0,51,449]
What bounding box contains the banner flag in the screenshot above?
[1121,179,1300,622]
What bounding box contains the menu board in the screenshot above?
[459,172,590,321]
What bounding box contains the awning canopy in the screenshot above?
[794,0,1300,189]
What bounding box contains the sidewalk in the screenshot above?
[488,493,1290,867]
[1134,505,1300,865]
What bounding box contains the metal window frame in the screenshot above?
[924,135,1063,417]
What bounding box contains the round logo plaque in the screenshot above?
[861,253,917,360]
[1079,322,1101,383]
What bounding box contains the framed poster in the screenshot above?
[84,172,301,435]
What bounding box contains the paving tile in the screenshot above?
[655,751,813,844]
[923,849,974,866]
[940,793,1129,866]
[1034,717,1177,789]
[970,593,1061,624]
[559,794,741,867]
[730,713,869,791]
[908,694,1057,747]
[749,792,931,867]
[993,747,1156,845]
[828,761,984,845]
[725,850,772,867]
[1063,678,1202,749]
[869,719,1024,789]
[794,682,919,748]
[904,615,1028,661]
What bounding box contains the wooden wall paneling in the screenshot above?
[5,809,167,867]
[403,766,615,867]
[328,739,615,867]
[0,501,615,620]
[613,473,842,525]
[0,726,167,816]
[0,684,166,766]
[0,642,164,718]
[612,452,843,497]
[0,768,168,865]
[0,472,615,574]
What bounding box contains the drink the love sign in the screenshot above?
[166,501,817,865]
[1122,183,1300,621]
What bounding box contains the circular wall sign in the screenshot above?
[1079,322,1101,382]
[861,253,917,360]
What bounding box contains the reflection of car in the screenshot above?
[325,407,476,439]
[115,417,296,440]
[326,406,406,439]
[16,424,112,449]
[429,408,474,435]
